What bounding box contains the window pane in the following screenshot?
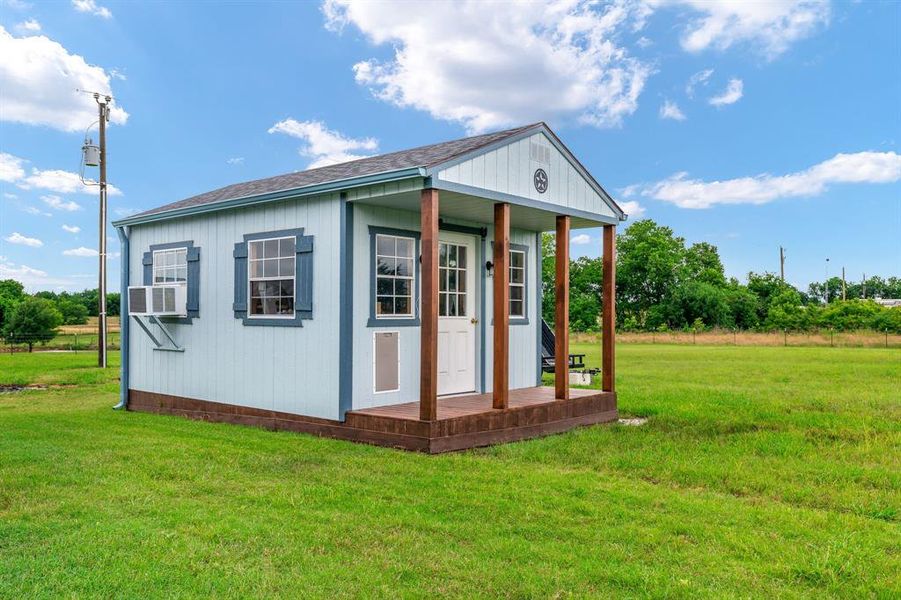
[377,256,395,276]
[510,286,524,301]
[154,272,164,284]
[250,281,263,297]
[458,246,466,268]
[264,281,282,297]
[250,297,263,315]
[263,259,278,278]
[264,239,279,258]
[395,297,410,315]
[448,293,457,316]
[511,267,524,284]
[249,241,262,260]
[263,298,278,315]
[280,279,294,297]
[164,251,175,266]
[396,237,413,258]
[448,269,457,292]
[396,258,413,278]
[394,278,410,296]
[377,278,393,296]
[278,297,294,314]
[448,245,457,268]
[279,258,294,277]
[279,237,295,257]
[510,300,523,317]
[439,243,447,267]
[511,251,524,269]
[377,296,393,315]
[376,235,395,257]
[176,266,187,282]
[250,261,263,278]
[458,271,466,292]
[458,294,466,316]
[176,251,187,266]
[439,293,447,317]
[439,269,448,291]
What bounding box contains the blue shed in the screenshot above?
[113,122,624,452]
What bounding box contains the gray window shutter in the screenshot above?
[186,246,200,317]
[233,241,247,317]
[142,251,153,285]
[296,233,314,318]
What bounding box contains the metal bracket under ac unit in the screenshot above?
[131,315,184,352]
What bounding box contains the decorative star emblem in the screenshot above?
[534,168,548,193]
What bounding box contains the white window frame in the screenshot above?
[509,249,526,318]
[152,248,188,286]
[374,233,416,320]
[247,235,296,320]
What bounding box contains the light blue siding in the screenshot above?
[438,132,617,220]
[350,203,539,411]
[127,193,343,420]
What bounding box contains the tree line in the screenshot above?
[542,219,901,334]
[0,280,121,351]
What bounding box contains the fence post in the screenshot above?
[830,329,834,348]
[784,330,787,347]
[887,329,889,349]
[74,333,78,354]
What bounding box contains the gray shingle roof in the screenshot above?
[132,123,542,219]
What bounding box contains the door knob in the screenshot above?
[471,317,479,325]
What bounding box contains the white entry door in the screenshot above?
[437,234,478,396]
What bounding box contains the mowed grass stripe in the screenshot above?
[0,348,898,597]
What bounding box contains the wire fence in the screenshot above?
[2,332,121,354]
[573,329,901,349]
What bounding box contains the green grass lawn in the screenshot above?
[0,346,898,598]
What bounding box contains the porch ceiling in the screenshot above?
[350,189,606,232]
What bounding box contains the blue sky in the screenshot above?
[1,0,899,293]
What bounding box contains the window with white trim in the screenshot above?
[248,236,295,317]
[509,249,526,318]
[375,234,415,318]
[152,248,187,285]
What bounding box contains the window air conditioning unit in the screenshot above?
[128,285,187,317]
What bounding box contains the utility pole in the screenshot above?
[95,93,111,368]
[863,273,866,299]
[841,267,846,301]
[779,246,785,282]
[825,258,830,304]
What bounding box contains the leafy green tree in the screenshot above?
[569,256,602,331]
[107,292,121,317]
[818,299,884,331]
[724,285,760,330]
[763,289,810,331]
[870,306,901,334]
[0,279,26,329]
[57,299,89,325]
[616,220,686,326]
[683,242,727,287]
[651,281,731,330]
[1,297,63,352]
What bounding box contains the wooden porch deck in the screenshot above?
[128,386,616,454]
[346,386,617,453]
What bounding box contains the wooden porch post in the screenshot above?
[554,216,570,400]
[602,224,616,392]
[493,202,510,409]
[420,189,439,421]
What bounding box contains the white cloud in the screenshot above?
[636,36,653,48]
[5,231,43,247]
[659,99,686,121]
[5,159,123,196]
[62,224,81,233]
[15,19,41,32]
[0,26,127,132]
[0,260,46,279]
[685,68,713,98]
[62,246,97,257]
[22,205,52,217]
[269,119,379,168]
[619,199,646,218]
[72,0,111,19]
[628,151,901,209]
[3,192,18,200]
[0,152,26,182]
[709,78,743,106]
[113,207,141,217]
[324,0,652,133]
[226,157,245,165]
[571,233,592,245]
[109,68,126,80]
[41,194,82,212]
[650,0,830,59]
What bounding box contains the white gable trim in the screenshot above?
[425,123,625,221]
